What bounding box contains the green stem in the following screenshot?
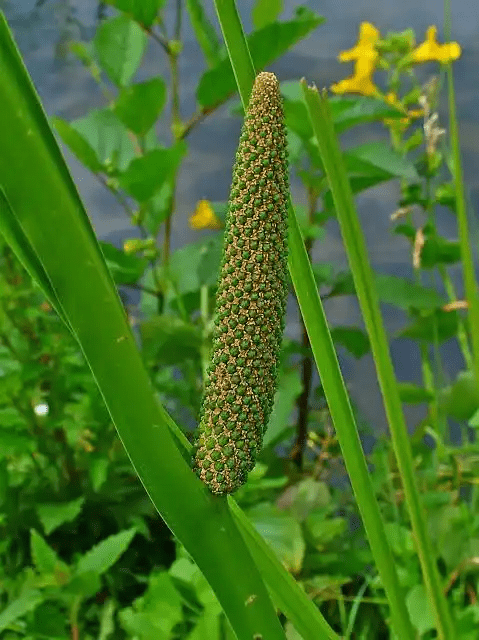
[302,83,456,640]
[446,65,479,386]
[440,267,473,369]
[293,186,317,467]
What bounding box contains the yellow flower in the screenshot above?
[412,26,461,63]
[189,200,222,230]
[331,57,379,96]
[332,22,380,97]
[339,22,380,63]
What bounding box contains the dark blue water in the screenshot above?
[3,0,478,432]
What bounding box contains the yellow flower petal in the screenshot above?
[412,26,461,63]
[331,72,378,97]
[331,56,379,97]
[339,22,380,62]
[189,200,222,230]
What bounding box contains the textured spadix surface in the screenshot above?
[192,72,289,494]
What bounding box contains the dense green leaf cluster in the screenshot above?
[192,73,288,494]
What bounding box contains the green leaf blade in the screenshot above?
[76,528,136,576]
[197,8,324,108]
[114,77,167,136]
[93,15,147,87]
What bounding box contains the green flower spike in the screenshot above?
[192,72,289,495]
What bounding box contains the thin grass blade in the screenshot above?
[302,81,456,640]
[213,1,413,637]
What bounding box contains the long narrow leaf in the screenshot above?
[0,188,69,327]
[212,0,414,638]
[0,13,284,640]
[446,65,479,386]
[302,82,456,640]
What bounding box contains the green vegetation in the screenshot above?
[0,1,477,638]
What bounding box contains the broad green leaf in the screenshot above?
[143,181,173,234]
[398,309,458,343]
[393,222,416,241]
[311,262,335,287]
[322,149,417,208]
[105,0,166,28]
[435,182,456,213]
[406,585,435,635]
[397,383,434,404]
[119,571,183,640]
[421,235,461,268]
[169,554,219,608]
[330,96,403,133]
[322,175,392,210]
[197,8,323,107]
[187,607,222,640]
[264,368,302,445]
[65,571,102,599]
[30,529,70,576]
[0,406,25,428]
[283,96,312,140]
[427,505,471,569]
[327,270,444,311]
[331,326,369,358]
[375,274,444,310]
[118,144,186,201]
[384,522,416,557]
[248,503,305,573]
[52,117,104,172]
[33,602,67,638]
[342,154,392,179]
[252,0,283,29]
[100,241,147,284]
[93,15,147,87]
[345,142,419,180]
[76,528,136,576]
[0,590,44,632]
[89,456,110,492]
[291,478,330,522]
[37,497,85,535]
[439,371,479,422]
[166,236,223,297]
[186,0,221,67]
[140,315,202,365]
[114,78,167,136]
[0,430,33,457]
[305,513,346,549]
[71,108,136,171]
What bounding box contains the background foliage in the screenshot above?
[0,1,478,638]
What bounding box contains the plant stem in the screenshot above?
[446,65,479,386]
[292,187,317,467]
[303,83,455,640]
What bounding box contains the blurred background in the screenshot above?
[2,0,478,432]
